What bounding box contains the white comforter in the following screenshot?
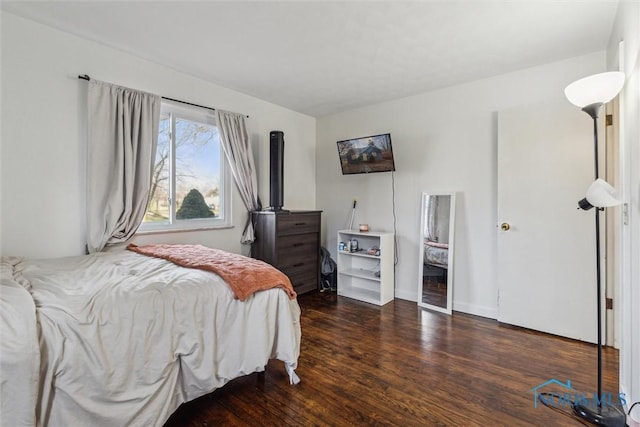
[0,251,301,427]
[1,258,40,427]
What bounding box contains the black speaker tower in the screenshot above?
[269,131,285,211]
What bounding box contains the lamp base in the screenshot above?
[572,400,626,426]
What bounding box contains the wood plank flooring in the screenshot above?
[164,291,620,426]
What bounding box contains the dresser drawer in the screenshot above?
[278,254,318,278]
[276,233,318,255]
[277,213,320,236]
[289,270,318,294]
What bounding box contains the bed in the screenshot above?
[423,239,449,269]
[0,245,301,427]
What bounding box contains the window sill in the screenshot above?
[136,224,234,236]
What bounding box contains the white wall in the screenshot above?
[607,0,640,418]
[0,12,316,259]
[316,52,606,317]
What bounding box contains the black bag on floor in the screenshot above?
[319,246,337,292]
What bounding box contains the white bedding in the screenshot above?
[423,244,448,269]
[1,258,40,427]
[1,250,301,427]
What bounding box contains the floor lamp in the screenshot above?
[564,71,626,427]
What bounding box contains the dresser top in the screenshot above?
[254,210,322,215]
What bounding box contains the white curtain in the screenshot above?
[425,196,437,242]
[424,195,451,244]
[86,80,161,253]
[216,110,261,244]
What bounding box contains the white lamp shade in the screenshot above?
[585,178,622,208]
[564,72,625,108]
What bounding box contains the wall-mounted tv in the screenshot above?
[337,133,396,175]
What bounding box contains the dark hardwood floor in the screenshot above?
[164,291,620,426]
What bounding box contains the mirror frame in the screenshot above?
[417,191,456,314]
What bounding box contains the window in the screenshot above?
[139,101,231,232]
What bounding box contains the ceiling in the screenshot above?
[2,1,619,117]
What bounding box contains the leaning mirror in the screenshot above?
[417,192,456,314]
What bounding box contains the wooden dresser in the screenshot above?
[251,210,322,295]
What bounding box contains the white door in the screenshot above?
[497,98,600,343]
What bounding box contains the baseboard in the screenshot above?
[452,301,497,320]
[394,289,417,302]
[393,291,498,320]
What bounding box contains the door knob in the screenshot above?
[501,223,511,231]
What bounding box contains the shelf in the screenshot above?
[338,268,380,282]
[338,229,389,238]
[338,288,382,305]
[337,249,380,259]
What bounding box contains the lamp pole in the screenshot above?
[583,102,603,407]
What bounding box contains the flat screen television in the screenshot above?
[337,133,396,175]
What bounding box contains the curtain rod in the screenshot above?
[78,74,249,118]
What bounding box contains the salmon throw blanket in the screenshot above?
[127,243,297,301]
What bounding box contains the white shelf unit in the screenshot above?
[336,230,394,306]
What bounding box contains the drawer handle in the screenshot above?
[292,242,304,247]
[294,222,307,226]
[293,262,305,267]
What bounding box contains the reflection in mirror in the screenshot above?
[417,192,456,314]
